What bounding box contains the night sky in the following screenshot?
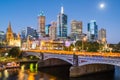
[0,0,120,43]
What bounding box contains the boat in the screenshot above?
[6,62,20,69]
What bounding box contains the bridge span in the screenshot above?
[23,50,120,67]
[23,50,120,77]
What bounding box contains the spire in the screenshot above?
[7,21,13,32]
[61,6,64,14]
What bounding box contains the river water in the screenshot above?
[0,63,120,80]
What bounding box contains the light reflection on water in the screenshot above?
[0,63,120,80]
[0,63,57,80]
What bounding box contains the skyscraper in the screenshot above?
[71,20,82,40]
[0,31,5,44]
[26,27,38,39]
[38,12,45,37]
[98,28,106,43]
[21,28,26,40]
[45,24,51,37]
[57,6,67,38]
[87,20,98,42]
[49,22,57,40]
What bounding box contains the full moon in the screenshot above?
[100,3,105,9]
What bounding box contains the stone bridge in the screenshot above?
[23,51,119,77]
[24,52,120,67]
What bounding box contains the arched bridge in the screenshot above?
[23,50,120,67]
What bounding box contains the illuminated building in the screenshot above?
[26,27,38,39]
[6,22,21,47]
[40,40,64,50]
[45,24,51,37]
[0,31,5,44]
[98,28,106,43]
[87,20,98,42]
[49,22,57,40]
[57,6,67,38]
[21,28,26,40]
[71,20,82,40]
[38,11,45,37]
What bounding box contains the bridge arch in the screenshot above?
[44,57,73,65]
[23,52,42,59]
[44,58,73,65]
[38,58,72,68]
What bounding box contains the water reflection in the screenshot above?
[0,63,119,80]
[4,70,9,79]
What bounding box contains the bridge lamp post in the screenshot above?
[82,37,87,53]
[73,48,78,66]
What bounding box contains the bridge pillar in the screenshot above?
[73,53,78,66]
[40,53,44,61]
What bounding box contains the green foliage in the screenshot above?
[63,40,103,52]
[109,42,120,52]
[8,47,21,58]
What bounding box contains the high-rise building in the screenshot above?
[98,28,106,43]
[21,28,26,40]
[57,6,67,38]
[0,31,5,44]
[26,27,38,39]
[45,24,51,37]
[87,20,98,42]
[71,20,82,40]
[38,11,45,37]
[49,22,57,40]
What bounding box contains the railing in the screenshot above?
[24,49,120,58]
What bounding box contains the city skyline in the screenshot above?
[0,0,120,43]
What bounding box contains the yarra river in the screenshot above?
[0,63,120,80]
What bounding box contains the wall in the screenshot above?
[70,64,114,77]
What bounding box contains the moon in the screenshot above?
[99,3,105,9]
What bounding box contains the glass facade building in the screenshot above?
[45,24,51,37]
[87,20,98,42]
[57,6,67,38]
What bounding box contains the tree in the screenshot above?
[9,47,21,57]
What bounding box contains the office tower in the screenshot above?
[45,24,51,37]
[26,27,38,39]
[87,20,98,42]
[49,22,57,40]
[57,6,67,38]
[0,31,5,44]
[38,11,45,37]
[21,28,26,40]
[98,28,106,42]
[71,20,82,40]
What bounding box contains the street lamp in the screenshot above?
[82,37,87,53]
[73,47,78,66]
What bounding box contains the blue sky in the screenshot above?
[0,0,120,43]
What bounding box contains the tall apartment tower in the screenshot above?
[57,6,67,38]
[87,20,98,42]
[71,20,82,40]
[49,22,57,40]
[38,11,45,37]
[98,28,106,43]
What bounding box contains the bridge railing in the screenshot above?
[24,49,120,58]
